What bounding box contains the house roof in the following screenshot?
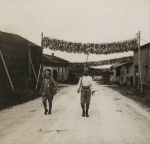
[111,63,125,68]
[0,31,41,48]
[43,54,69,63]
[134,43,150,51]
[111,61,133,69]
[43,54,69,67]
[123,61,133,66]
[43,55,53,63]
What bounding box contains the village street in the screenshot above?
[0,82,150,144]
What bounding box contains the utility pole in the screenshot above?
[138,31,142,92]
[137,33,140,89]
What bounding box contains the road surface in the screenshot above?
[0,83,150,144]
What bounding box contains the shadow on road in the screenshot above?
[0,83,70,111]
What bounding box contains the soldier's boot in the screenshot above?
[48,109,51,115]
[48,105,52,115]
[81,104,85,117]
[86,104,89,117]
[44,109,48,115]
[43,102,48,115]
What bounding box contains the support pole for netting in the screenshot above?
[138,31,142,92]
[0,50,15,92]
[137,33,140,89]
[29,53,38,82]
[84,53,89,68]
[35,32,43,89]
[36,64,41,89]
[28,41,31,85]
[41,32,44,78]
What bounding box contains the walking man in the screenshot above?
[77,68,95,117]
[39,69,57,115]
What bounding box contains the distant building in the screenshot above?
[133,43,150,88]
[110,43,150,88]
[43,53,69,82]
[110,62,134,85]
[120,62,134,85]
[93,76,103,80]
[110,63,124,84]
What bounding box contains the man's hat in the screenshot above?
[45,69,51,73]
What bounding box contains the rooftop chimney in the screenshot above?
[52,53,54,56]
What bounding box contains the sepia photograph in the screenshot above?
[0,0,150,143]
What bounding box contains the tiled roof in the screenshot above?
[0,31,41,47]
[43,54,69,67]
[43,54,69,63]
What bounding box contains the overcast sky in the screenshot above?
[0,0,149,67]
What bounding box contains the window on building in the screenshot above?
[66,68,67,72]
[58,67,59,72]
[62,75,63,80]
[126,77,129,82]
[116,67,121,76]
[135,65,138,73]
[62,67,63,72]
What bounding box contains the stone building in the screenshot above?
[43,53,69,82]
[120,62,134,85]
[133,43,150,88]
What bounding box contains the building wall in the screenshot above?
[133,46,150,87]
[110,67,121,83]
[110,68,118,82]
[0,32,42,90]
[43,66,68,82]
[133,51,138,86]
[120,64,134,85]
[113,68,116,77]
[57,67,68,81]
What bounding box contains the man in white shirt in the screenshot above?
[77,68,94,117]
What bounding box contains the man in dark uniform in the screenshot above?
[77,68,95,117]
[39,69,57,115]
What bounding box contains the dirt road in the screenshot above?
[0,83,150,144]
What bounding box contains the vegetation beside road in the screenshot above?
[107,85,150,108]
[96,78,150,108]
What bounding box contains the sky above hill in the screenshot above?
[0,0,149,67]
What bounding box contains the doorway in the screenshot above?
[53,70,57,81]
[130,76,133,86]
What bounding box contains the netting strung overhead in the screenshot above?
[69,56,133,67]
[42,37,138,55]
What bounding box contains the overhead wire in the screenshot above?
[140,38,149,43]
